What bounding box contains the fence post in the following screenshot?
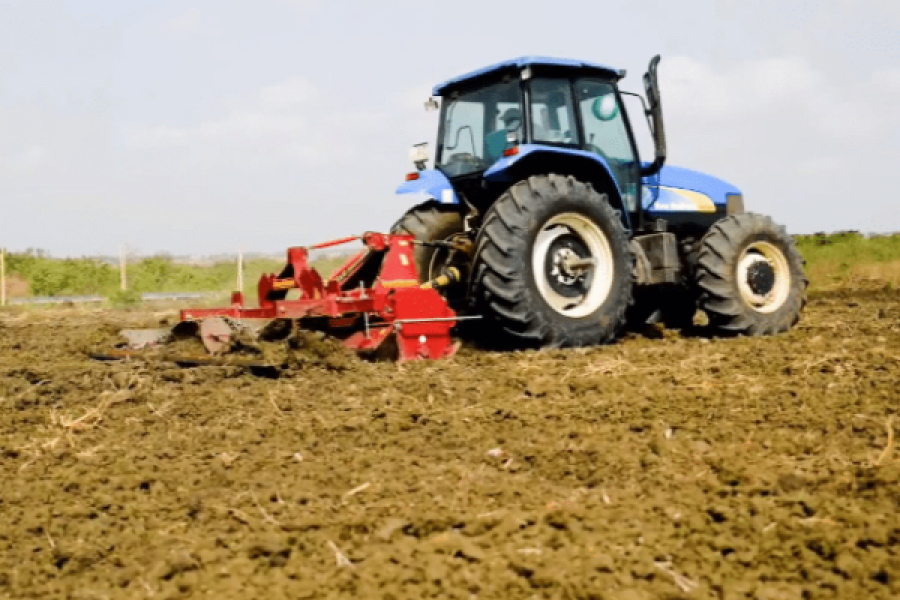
[119,245,127,291]
[1,248,6,307]
[237,246,244,293]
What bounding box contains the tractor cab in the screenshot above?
[404,57,668,228]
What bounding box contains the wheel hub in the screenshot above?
[736,241,792,313]
[532,214,615,318]
[547,235,591,296]
[746,259,775,296]
[553,248,580,284]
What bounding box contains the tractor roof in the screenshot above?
[432,56,623,96]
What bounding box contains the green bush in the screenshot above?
[796,232,900,268]
[3,250,342,300]
[108,289,143,307]
[6,251,118,296]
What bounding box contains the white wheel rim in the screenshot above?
[532,212,615,318]
[736,241,791,313]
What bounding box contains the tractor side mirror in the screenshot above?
[424,97,440,112]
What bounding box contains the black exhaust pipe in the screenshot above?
[640,55,667,177]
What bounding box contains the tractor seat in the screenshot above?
[484,129,509,163]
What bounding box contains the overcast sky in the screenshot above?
[1,0,898,257]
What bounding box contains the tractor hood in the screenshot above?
[642,164,742,214]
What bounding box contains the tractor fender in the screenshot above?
[483,145,630,228]
[395,169,460,205]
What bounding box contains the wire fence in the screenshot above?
[6,291,225,306]
[0,245,245,308]
[0,246,350,308]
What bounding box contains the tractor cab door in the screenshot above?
[575,79,642,215]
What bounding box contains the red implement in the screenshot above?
[178,232,458,362]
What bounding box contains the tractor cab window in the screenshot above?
[528,78,578,146]
[576,79,641,212]
[438,80,522,177]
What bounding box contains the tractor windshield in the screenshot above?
[437,80,522,178]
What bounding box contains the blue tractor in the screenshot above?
[394,56,807,347]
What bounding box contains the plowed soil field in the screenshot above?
[2,285,899,600]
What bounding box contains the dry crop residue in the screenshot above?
[1,287,899,599]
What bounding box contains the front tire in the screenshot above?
[696,213,807,336]
[471,174,634,348]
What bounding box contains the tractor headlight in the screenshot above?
[410,142,429,171]
[726,194,745,215]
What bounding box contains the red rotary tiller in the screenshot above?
[117,232,461,363]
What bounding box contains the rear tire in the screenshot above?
[471,174,634,348]
[390,202,464,282]
[696,213,807,336]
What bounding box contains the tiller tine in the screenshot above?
[119,327,174,349]
[136,232,459,362]
[119,319,201,349]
